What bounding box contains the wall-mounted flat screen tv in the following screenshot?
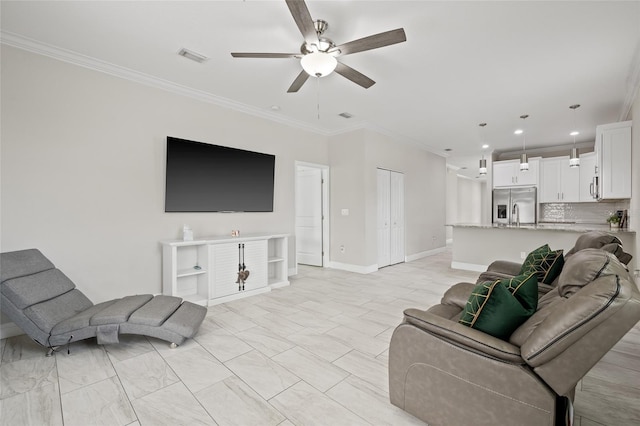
[165,137,275,212]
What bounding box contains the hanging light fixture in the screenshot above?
[478,123,488,176]
[517,114,529,171]
[569,104,581,167]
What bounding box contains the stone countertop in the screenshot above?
[450,223,635,234]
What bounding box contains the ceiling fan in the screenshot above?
[231,0,407,93]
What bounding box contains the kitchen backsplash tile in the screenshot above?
[540,201,630,224]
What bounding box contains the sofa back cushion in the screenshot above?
[557,249,630,298]
[1,249,54,283]
[2,269,76,309]
[564,231,621,258]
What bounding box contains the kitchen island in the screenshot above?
[451,223,636,273]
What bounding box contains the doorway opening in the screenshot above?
[295,162,330,269]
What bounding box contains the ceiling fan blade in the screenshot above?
[287,70,310,93]
[285,0,319,46]
[231,52,300,58]
[331,28,406,57]
[334,62,375,89]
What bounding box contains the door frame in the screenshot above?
[295,161,330,270]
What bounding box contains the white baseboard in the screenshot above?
[451,261,488,272]
[207,287,271,306]
[405,247,446,262]
[0,322,25,340]
[327,261,378,274]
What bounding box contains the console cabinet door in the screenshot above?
[211,240,268,298]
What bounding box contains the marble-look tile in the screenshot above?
[60,376,136,426]
[574,376,640,426]
[376,349,389,365]
[197,316,223,335]
[113,350,179,400]
[297,300,343,317]
[236,326,295,357]
[285,310,340,333]
[104,335,155,363]
[328,314,390,337]
[333,350,389,393]
[56,344,116,394]
[148,334,200,356]
[359,310,402,327]
[272,346,349,392]
[270,381,370,426]
[254,299,301,317]
[211,310,258,334]
[1,334,47,362]
[326,325,389,356]
[286,331,351,362]
[195,328,253,362]
[0,382,63,426]
[163,346,233,393]
[578,417,606,426]
[0,337,5,364]
[224,350,300,399]
[583,361,640,390]
[251,313,305,338]
[226,300,271,318]
[326,375,424,425]
[132,381,215,425]
[195,376,285,426]
[277,421,294,426]
[0,355,57,399]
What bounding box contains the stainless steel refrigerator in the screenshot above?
[493,187,537,225]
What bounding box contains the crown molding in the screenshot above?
[0,31,330,136]
[1,31,443,157]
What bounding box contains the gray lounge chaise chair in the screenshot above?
[1,248,207,354]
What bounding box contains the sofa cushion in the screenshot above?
[557,248,631,298]
[0,249,55,283]
[459,273,538,340]
[520,244,564,284]
[600,243,632,265]
[564,231,621,258]
[2,269,76,309]
[23,289,94,333]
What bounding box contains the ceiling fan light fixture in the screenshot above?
[301,51,337,77]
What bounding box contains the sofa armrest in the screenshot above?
[486,260,523,276]
[403,308,524,363]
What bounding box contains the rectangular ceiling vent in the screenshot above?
[338,112,353,119]
[178,48,209,64]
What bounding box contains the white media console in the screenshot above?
[161,234,289,306]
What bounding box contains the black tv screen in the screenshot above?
[165,137,275,212]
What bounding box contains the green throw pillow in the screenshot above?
[519,244,564,284]
[459,273,538,340]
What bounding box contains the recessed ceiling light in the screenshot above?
[338,112,353,119]
[444,148,452,152]
[570,131,579,136]
[482,144,489,149]
[178,48,208,64]
[514,129,524,135]
[270,105,281,111]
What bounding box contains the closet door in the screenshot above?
[389,172,405,265]
[377,169,391,268]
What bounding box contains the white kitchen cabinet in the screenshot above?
[493,158,539,188]
[579,152,597,202]
[539,157,580,203]
[161,234,288,306]
[595,121,632,200]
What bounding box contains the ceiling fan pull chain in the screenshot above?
[317,76,320,120]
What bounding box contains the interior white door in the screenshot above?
[389,171,405,265]
[377,169,391,268]
[296,167,323,266]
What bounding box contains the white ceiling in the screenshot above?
[2,1,640,179]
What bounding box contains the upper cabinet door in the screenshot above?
[493,159,539,188]
[596,121,632,200]
[579,153,597,202]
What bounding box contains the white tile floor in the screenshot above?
[1,250,639,425]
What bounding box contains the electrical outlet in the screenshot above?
[340,245,345,253]
[520,251,527,259]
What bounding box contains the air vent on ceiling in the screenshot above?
[338,112,353,119]
[178,48,209,64]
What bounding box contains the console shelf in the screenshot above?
[161,234,289,306]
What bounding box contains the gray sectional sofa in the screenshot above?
[1,248,207,354]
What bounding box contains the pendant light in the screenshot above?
[478,123,487,176]
[517,114,529,171]
[569,104,581,167]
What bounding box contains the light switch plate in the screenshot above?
[341,209,349,216]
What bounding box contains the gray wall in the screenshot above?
[1,46,448,328]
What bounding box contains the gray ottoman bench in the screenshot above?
[1,249,207,354]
